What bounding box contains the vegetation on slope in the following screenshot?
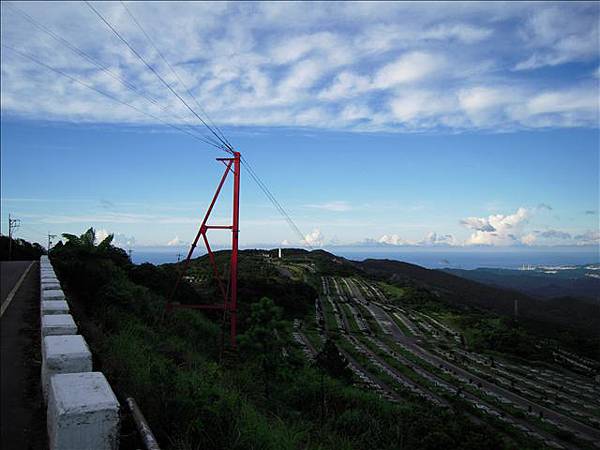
[0,235,45,260]
[50,229,502,450]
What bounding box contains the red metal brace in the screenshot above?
[167,151,240,348]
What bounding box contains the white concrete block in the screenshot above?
[42,314,77,337]
[40,276,58,283]
[42,289,65,301]
[41,282,62,291]
[47,372,120,450]
[42,335,92,398]
[41,300,70,316]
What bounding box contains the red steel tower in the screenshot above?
[167,151,240,348]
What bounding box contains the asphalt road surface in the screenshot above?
[1,261,46,450]
[1,261,31,303]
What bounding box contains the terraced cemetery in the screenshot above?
[294,274,600,450]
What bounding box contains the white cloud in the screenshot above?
[457,86,526,127]
[514,7,599,70]
[462,207,531,246]
[304,228,324,247]
[423,24,492,43]
[113,232,136,248]
[378,234,407,246]
[95,228,111,244]
[418,232,457,246]
[94,228,135,248]
[304,201,353,212]
[0,2,598,132]
[318,71,371,101]
[377,232,457,247]
[167,235,184,246]
[515,228,600,247]
[373,52,443,89]
[574,230,600,246]
[525,89,598,116]
[390,90,455,123]
[521,233,537,246]
[340,103,372,122]
[277,58,325,98]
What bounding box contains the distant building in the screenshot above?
[278,248,282,259]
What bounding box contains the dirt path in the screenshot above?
[1,261,46,450]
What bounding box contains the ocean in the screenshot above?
[131,246,599,270]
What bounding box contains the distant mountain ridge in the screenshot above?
[180,249,600,338]
[441,265,600,302]
[351,258,600,337]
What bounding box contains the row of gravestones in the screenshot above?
[40,255,120,450]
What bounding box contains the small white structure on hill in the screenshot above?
[278,248,282,259]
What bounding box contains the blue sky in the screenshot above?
[1,1,599,251]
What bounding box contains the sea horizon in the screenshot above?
[130,246,600,270]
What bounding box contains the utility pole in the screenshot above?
[167,151,241,349]
[8,214,21,260]
[47,233,57,252]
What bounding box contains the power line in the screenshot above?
[85,1,232,153]
[240,156,312,249]
[84,2,311,247]
[4,2,161,106]
[2,44,226,150]
[19,223,50,238]
[7,3,312,249]
[5,1,226,150]
[119,0,233,151]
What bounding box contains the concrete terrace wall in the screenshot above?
[39,255,120,450]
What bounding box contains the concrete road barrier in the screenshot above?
[48,372,120,450]
[41,282,62,291]
[41,257,122,449]
[42,314,77,337]
[42,289,65,302]
[42,335,92,399]
[41,300,69,316]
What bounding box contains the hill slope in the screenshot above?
[355,258,600,337]
[442,266,600,302]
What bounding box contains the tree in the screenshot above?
[315,339,352,381]
[50,228,131,310]
[314,338,353,420]
[0,236,45,261]
[239,297,289,399]
[61,227,113,254]
[56,227,130,269]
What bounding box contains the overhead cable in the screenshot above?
[84,1,232,154]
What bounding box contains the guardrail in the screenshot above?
[40,255,120,450]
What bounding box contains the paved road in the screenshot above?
[0,261,46,450]
[1,261,31,302]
